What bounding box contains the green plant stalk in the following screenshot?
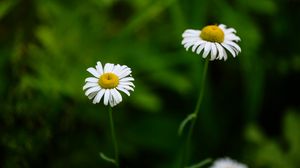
[182,59,209,167]
[109,107,119,168]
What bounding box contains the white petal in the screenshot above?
[225,40,241,52]
[87,67,100,78]
[219,27,226,33]
[183,41,197,51]
[109,64,115,72]
[114,65,128,76]
[190,41,200,52]
[120,77,134,82]
[119,81,135,87]
[112,64,121,74]
[182,32,201,38]
[120,65,128,71]
[218,24,226,29]
[225,34,241,41]
[83,82,99,90]
[203,42,212,58]
[117,86,131,96]
[109,94,117,108]
[113,64,125,74]
[225,28,237,33]
[112,88,122,104]
[110,90,119,107]
[118,85,134,91]
[93,89,105,104]
[109,94,115,107]
[210,43,217,60]
[184,29,200,34]
[103,89,110,106]
[104,63,114,73]
[191,40,205,52]
[216,43,224,60]
[96,61,103,75]
[119,69,132,79]
[88,92,97,100]
[115,89,123,103]
[223,47,228,60]
[109,98,116,107]
[221,43,236,57]
[182,37,199,45]
[85,77,98,83]
[182,29,200,37]
[196,43,206,54]
[85,86,101,96]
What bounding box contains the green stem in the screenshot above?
[182,59,209,167]
[109,107,119,168]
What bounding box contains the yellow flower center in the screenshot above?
[200,25,224,43]
[98,73,119,89]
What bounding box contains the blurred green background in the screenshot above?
[1,0,300,167]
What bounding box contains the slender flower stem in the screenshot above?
[181,59,209,167]
[109,107,119,168]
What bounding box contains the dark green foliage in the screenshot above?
[1,0,300,167]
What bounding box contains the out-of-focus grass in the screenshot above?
[0,0,300,167]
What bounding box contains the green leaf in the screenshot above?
[244,124,266,144]
[0,0,18,19]
[185,158,212,168]
[238,0,277,15]
[120,0,176,36]
[99,152,117,165]
[178,113,197,136]
[283,110,300,157]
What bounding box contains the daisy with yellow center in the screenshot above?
[83,61,134,107]
[182,24,241,60]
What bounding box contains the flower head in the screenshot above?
[210,158,248,168]
[83,61,134,107]
[182,24,241,61]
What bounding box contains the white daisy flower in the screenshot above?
[83,61,135,107]
[182,24,241,61]
[210,157,248,168]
